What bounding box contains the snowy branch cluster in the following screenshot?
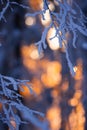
[0,1,47,130]
[43,0,87,46]
[27,0,87,75]
[0,0,29,22]
[0,74,46,130]
[0,0,87,130]
[0,74,29,130]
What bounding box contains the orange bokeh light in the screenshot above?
[19,85,31,98]
[29,0,43,11]
[74,59,83,80]
[46,106,61,130]
[69,98,78,107]
[41,61,62,87]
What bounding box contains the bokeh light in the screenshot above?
[47,27,60,50]
[29,0,43,11]
[1,0,87,130]
[46,105,61,130]
[25,16,36,26]
[41,61,62,88]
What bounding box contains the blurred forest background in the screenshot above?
[0,0,87,130]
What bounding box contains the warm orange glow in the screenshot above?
[21,45,62,89]
[69,102,85,130]
[51,90,59,98]
[21,44,44,72]
[23,58,38,72]
[76,103,85,115]
[21,45,31,58]
[41,61,62,87]
[20,41,86,130]
[75,81,82,90]
[41,73,61,87]
[69,98,78,107]
[69,110,78,130]
[67,58,85,130]
[31,78,43,95]
[74,59,83,101]
[69,90,82,107]
[30,47,43,60]
[78,117,85,125]
[47,61,62,73]
[21,44,43,60]
[46,106,61,130]
[74,90,82,99]
[29,0,43,11]
[19,85,31,98]
[0,103,2,111]
[20,43,85,130]
[47,27,61,50]
[20,78,43,98]
[74,59,83,80]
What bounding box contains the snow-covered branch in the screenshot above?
[27,0,87,75]
[0,74,46,130]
